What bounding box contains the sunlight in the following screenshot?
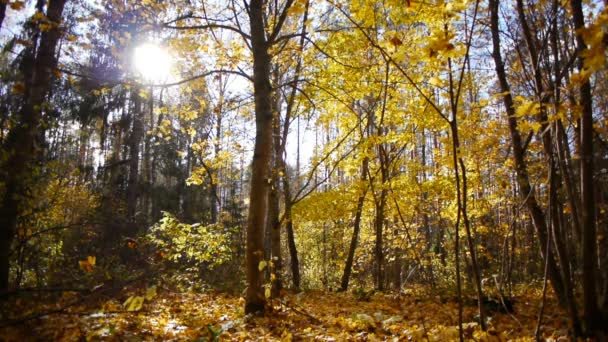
[132,42,173,83]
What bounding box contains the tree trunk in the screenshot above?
[269,90,282,296]
[0,0,67,293]
[0,1,6,32]
[489,0,567,307]
[340,157,369,291]
[277,0,308,291]
[127,89,143,224]
[245,0,273,314]
[570,0,602,336]
[143,87,153,225]
[211,84,224,224]
[283,182,300,289]
[374,188,387,291]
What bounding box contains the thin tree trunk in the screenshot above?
[514,3,581,329]
[283,181,300,289]
[549,145,582,336]
[570,0,602,336]
[211,80,225,224]
[269,78,282,296]
[374,188,387,291]
[489,0,568,308]
[340,157,369,291]
[127,89,143,224]
[143,87,153,225]
[0,1,6,32]
[447,40,486,328]
[276,1,308,291]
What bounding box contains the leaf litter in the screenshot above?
[0,285,571,341]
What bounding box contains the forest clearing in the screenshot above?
[0,0,607,340]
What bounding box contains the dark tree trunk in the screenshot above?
[0,1,6,32]
[0,0,67,293]
[245,0,274,314]
[514,3,581,330]
[374,188,387,291]
[210,88,223,224]
[489,0,567,307]
[283,183,300,289]
[127,89,143,223]
[269,86,282,296]
[278,0,308,291]
[143,87,153,225]
[570,0,603,336]
[340,157,369,291]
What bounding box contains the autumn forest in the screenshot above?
[0,0,607,340]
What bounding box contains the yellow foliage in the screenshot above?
[78,256,96,272]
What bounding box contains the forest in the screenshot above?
[0,0,607,340]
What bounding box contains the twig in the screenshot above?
[279,299,322,324]
[492,276,523,328]
[535,221,552,341]
[0,292,92,328]
[0,276,145,328]
[420,315,431,342]
[0,287,90,298]
[55,309,163,316]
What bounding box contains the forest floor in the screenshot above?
[0,283,571,341]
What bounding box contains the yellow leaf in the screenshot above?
[258,260,267,271]
[429,76,442,87]
[123,296,144,311]
[145,285,157,300]
[39,23,54,32]
[389,36,403,47]
[10,1,25,10]
[31,11,47,22]
[12,82,26,95]
[79,256,95,272]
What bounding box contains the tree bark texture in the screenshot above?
[488,0,567,307]
[245,0,273,314]
[0,0,67,293]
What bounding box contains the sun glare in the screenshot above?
[133,43,173,83]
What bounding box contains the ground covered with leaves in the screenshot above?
[0,283,571,341]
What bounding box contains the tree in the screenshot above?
[0,0,67,293]
[570,0,602,336]
[245,0,296,313]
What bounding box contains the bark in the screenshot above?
[127,89,143,223]
[420,132,436,288]
[283,180,300,289]
[447,48,486,329]
[0,1,6,32]
[0,0,67,293]
[245,0,274,314]
[570,0,602,336]
[374,188,386,291]
[78,123,89,170]
[340,157,369,291]
[549,148,582,336]
[275,0,308,290]
[452,122,487,330]
[269,86,282,296]
[489,0,567,307]
[515,4,581,328]
[211,81,224,224]
[143,87,153,224]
